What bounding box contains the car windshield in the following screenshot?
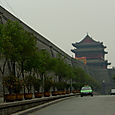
[81,87,92,90]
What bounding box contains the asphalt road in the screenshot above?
[28,95,115,115]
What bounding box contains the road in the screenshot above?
[28,95,115,115]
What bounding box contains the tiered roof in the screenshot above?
[71,34,111,68]
[72,34,106,48]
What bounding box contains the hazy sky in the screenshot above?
[1,0,115,67]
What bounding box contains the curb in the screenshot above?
[12,96,73,115]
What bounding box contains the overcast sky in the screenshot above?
[1,0,115,68]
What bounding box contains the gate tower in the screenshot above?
[71,34,111,69]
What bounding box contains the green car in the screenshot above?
[80,86,93,97]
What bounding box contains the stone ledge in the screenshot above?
[12,96,73,115]
[0,94,76,115]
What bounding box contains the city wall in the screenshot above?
[0,6,115,95]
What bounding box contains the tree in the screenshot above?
[0,20,37,77]
[52,55,68,81]
[33,78,41,93]
[44,77,53,92]
[72,67,100,90]
[0,24,7,77]
[24,75,35,93]
[0,20,38,97]
[3,75,23,94]
[1,20,24,76]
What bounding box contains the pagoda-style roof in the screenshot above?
[79,34,97,43]
[72,34,106,48]
[71,34,111,68]
[73,48,104,52]
[87,59,106,63]
[87,59,111,65]
[71,48,108,54]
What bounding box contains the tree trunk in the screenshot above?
[21,61,25,94]
[0,58,7,102]
[7,60,12,74]
[12,61,16,76]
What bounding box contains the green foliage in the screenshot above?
[72,67,100,90]
[65,83,70,90]
[24,49,55,87]
[56,81,66,91]
[24,51,39,73]
[3,75,23,94]
[44,77,53,92]
[0,20,100,94]
[24,75,35,93]
[65,64,74,80]
[36,50,51,74]
[24,49,53,74]
[33,78,41,92]
[72,82,82,90]
[52,56,69,81]
[0,20,37,76]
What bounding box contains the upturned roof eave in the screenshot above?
[72,42,105,48]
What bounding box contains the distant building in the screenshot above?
[71,34,111,69]
[0,5,114,95]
